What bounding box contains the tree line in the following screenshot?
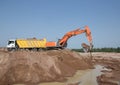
[72,47,120,53]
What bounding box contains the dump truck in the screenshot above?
[7,38,57,51]
[7,25,93,51]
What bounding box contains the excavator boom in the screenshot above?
[58,26,93,50]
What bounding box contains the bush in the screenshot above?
[72,47,120,53]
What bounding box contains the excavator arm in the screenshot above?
[58,26,93,50]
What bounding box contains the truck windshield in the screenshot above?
[8,41,14,45]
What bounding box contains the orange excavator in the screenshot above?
[57,25,93,51]
[7,25,93,52]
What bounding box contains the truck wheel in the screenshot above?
[7,48,15,51]
[7,48,12,51]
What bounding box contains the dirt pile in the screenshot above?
[0,49,92,85]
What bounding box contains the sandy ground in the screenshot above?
[91,52,120,85]
[0,48,120,85]
[0,49,93,85]
[80,52,120,85]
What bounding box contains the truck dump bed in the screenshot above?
[16,38,46,48]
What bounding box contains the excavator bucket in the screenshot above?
[81,43,90,52]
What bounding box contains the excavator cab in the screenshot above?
[57,39,67,49]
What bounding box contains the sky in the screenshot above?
[0,0,120,48]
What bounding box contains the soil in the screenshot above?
[91,52,120,85]
[0,48,120,85]
[0,49,93,85]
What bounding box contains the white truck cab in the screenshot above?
[7,39,16,50]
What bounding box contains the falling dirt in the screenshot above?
[0,49,93,85]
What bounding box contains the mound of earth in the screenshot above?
[0,49,93,85]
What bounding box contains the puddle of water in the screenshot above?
[14,65,104,85]
[77,65,103,85]
[39,70,90,85]
[39,65,104,85]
